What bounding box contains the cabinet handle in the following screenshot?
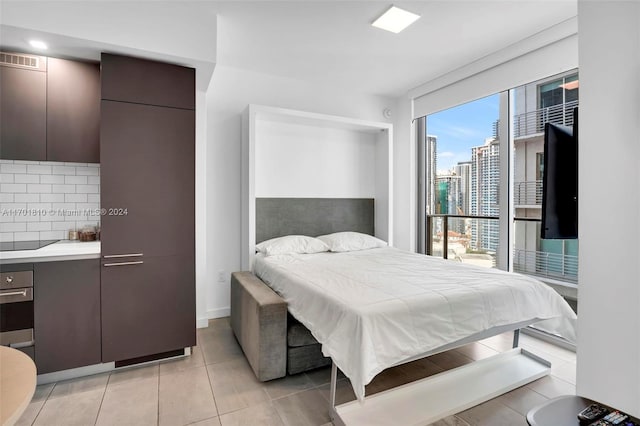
[0,289,27,297]
[103,253,143,259]
[103,261,144,267]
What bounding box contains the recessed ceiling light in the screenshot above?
[29,40,48,50]
[372,6,420,34]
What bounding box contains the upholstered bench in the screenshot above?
[230,271,330,381]
[286,314,331,374]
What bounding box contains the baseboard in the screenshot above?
[38,362,115,385]
[207,307,230,319]
[37,347,191,385]
[196,317,209,328]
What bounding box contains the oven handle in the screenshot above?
[0,289,27,297]
[103,261,144,267]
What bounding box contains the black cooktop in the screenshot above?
[0,240,59,252]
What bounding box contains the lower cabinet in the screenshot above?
[101,255,195,362]
[34,260,101,374]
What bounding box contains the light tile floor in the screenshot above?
[16,318,576,426]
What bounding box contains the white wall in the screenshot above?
[576,0,640,416]
[391,96,415,252]
[254,121,377,198]
[195,90,208,328]
[205,65,393,318]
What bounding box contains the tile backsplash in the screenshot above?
[0,159,100,242]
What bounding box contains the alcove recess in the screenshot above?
[242,104,393,268]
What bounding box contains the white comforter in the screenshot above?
[254,247,577,400]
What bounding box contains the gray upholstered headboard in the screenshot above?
[256,198,374,243]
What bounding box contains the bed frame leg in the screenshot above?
[329,362,340,423]
[329,362,337,407]
[512,329,520,348]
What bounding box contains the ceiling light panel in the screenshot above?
[29,40,48,50]
[372,6,420,34]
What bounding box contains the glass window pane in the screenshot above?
[424,94,500,268]
[512,71,579,285]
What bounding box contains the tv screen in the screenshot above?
[541,109,578,239]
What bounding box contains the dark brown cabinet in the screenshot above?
[0,56,47,161]
[101,53,195,110]
[47,57,100,163]
[0,52,100,163]
[34,260,101,374]
[100,53,195,362]
[100,101,195,258]
[100,255,195,362]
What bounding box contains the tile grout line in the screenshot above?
[203,357,221,422]
[456,414,473,426]
[93,372,112,426]
[527,385,563,401]
[494,396,532,420]
[544,373,575,386]
[29,383,56,426]
[268,394,288,426]
[264,371,319,403]
[526,373,577,397]
[157,373,160,426]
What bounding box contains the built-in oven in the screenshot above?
[0,268,35,359]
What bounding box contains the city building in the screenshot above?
[512,71,579,283]
[425,135,438,215]
[470,137,500,252]
[436,172,466,234]
[453,161,472,215]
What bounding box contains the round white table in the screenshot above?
[0,346,37,426]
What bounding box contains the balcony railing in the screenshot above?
[426,214,499,268]
[514,180,543,206]
[512,248,578,284]
[513,100,579,138]
[426,214,579,285]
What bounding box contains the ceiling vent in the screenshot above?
[0,52,41,70]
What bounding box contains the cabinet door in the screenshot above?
[100,100,195,258]
[101,53,195,110]
[0,65,47,160]
[101,255,195,362]
[47,58,100,163]
[34,260,101,374]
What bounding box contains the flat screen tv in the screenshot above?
[541,108,578,239]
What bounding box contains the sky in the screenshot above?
[426,93,500,173]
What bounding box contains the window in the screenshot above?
[419,94,501,268]
[536,153,544,181]
[539,73,579,109]
[419,70,579,289]
[513,71,579,288]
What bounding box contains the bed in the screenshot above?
[250,198,577,425]
[254,246,576,400]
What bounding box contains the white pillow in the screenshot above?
[317,231,387,252]
[255,235,329,256]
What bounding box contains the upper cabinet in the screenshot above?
[0,52,100,163]
[47,58,100,163]
[0,53,47,161]
[101,53,195,110]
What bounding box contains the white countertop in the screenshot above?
[0,240,101,264]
